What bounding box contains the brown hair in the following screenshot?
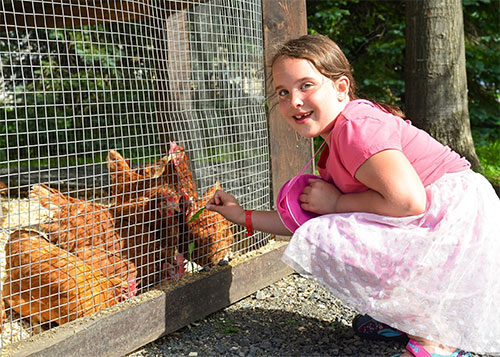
[271,34,405,118]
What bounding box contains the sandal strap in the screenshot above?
[406,339,433,357]
[405,340,470,357]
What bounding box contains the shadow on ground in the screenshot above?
[146,306,406,356]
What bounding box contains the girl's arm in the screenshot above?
[302,149,427,217]
[206,190,293,236]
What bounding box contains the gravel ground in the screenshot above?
[128,273,493,357]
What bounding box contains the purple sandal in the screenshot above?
[392,339,472,357]
[352,314,409,343]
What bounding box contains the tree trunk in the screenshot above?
[405,0,481,170]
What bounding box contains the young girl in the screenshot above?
[206,34,500,357]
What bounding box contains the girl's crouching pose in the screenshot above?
[207,34,500,357]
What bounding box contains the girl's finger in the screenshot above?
[308,178,322,185]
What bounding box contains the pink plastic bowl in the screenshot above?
[276,174,324,233]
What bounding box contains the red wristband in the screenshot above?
[245,210,254,236]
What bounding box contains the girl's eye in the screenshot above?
[277,89,288,97]
[301,82,314,90]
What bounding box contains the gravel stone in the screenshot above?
[128,273,494,357]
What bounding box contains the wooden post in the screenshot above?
[262,0,312,214]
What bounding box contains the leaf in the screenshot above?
[187,207,205,224]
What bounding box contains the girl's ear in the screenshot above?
[335,76,350,101]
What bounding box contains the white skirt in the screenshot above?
[282,170,500,353]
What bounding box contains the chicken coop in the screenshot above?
[0,0,310,355]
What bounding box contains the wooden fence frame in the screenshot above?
[0,1,310,355]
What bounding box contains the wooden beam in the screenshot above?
[0,1,201,30]
[1,243,293,357]
[262,0,312,212]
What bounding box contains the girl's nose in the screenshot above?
[290,91,304,107]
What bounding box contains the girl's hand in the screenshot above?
[206,190,245,225]
[207,190,293,236]
[299,178,341,215]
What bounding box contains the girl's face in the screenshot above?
[272,56,349,139]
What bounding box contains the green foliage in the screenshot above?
[0,24,159,168]
[463,0,500,143]
[475,141,500,186]
[307,0,405,108]
[188,208,206,224]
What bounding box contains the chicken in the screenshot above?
[107,142,195,211]
[107,145,233,280]
[107,150,185,290]
[183,182,233,267]
[112,188,185,288]
[32,184,121,252]
[110,186,182,228]
[107,150,177,198]
[106,150,183,226]
[164,143,233,267]
[30,184,137,292]
[118,221,181,289]
[135,155,176,188]
[2,230,132,326]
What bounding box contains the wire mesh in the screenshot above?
[0,0,270,348]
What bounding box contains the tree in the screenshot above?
[405,0,481,170]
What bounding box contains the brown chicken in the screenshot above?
[106,150,184,225]
[108,142,196,206]
[118,221,181,289]
[3,230,132,326]
[107,150,178,198]
[30,184,137,294]
[107,150,185,290]
[107,144,233,280]
[164,143,233,267]
[183,182,233,267]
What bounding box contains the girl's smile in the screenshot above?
[272,56,350,139]
[293,110,313,123]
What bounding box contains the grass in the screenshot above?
[215,320,239,334]
[475,140,500,187]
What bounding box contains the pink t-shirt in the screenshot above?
[317,100,470,194]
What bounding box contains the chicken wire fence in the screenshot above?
[0,0,271,348]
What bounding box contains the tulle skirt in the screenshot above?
[282,170,500,353]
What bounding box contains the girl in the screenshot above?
[206,34,500,357]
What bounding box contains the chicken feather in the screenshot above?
[107,145,233,280]
[183,182,233,267]
[107,150,185,289]
[3,230,132,326]
[30,184,137,291]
